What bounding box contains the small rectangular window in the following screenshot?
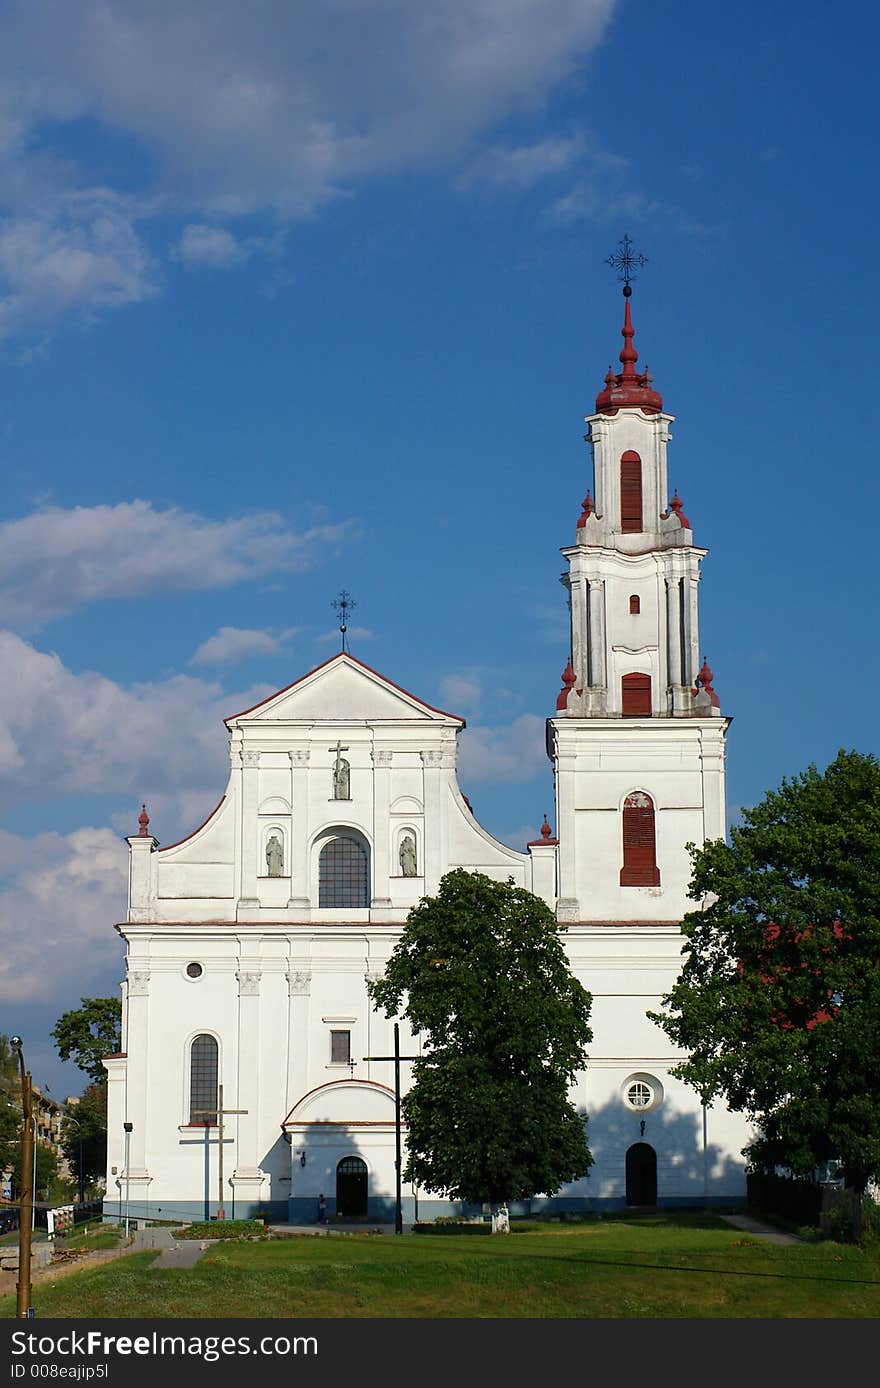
[330,1030,351,1065]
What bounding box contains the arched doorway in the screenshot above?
[336,1156,368,1216]
[625,1143,657,1207]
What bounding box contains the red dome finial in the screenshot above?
[138,803,150,836]
[540,814,552,841]
[576,489,594,528]
[696,657,720,708]
[595,291,664,416]
[669,490,691,529]
[556,660,576,711]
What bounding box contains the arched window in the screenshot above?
[620,791,660,886]
[629,594,640,614]
[319,835,369,907]
[189,1034,218,1125]
[620,451,643,533]
[622,672,652,716]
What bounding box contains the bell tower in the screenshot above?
[550,244,729,924]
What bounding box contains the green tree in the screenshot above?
[369,870,593,1225]
[650,749,880,1203]
[11,1140,60,1203]
[51,998,121,1084]
[0,1034,20,1181]
[61,1083,109,1193]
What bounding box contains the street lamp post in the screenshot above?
[123,1122,133,1237]
[10,1037,34,1319]
[64,1116,86,1206]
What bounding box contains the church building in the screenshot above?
[104,283,750,1223]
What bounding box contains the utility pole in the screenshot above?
[363,1023,419,1234]
[10,1037,34,1319]
[193,1085,248,1220]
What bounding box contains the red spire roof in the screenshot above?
[138,803,150,836]
[595,293,663,415]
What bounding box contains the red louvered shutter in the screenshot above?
[620,451,643,533]
[620,792,660,886]
[622,672,651,716]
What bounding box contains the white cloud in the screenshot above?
[439,673,483,716]
[457,713,547,782]
[316,626,375,645]
[190,625,297,667]
[458,136,586,192]
[495,821,548,852]
[0,2,619,336]
[0,825,127,1003]
[0,191,158,340]
[544,180,657,227]
[0,629,274,821]
[171,224,249,269]
[0,500,355,627]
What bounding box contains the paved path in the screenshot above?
[719,1214,804,1245]
[131,1227,212,1269]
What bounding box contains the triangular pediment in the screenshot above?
[225,653,464,726]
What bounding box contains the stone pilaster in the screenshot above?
[288,749,310,908]
[371,748,393,907]
[237,749,260,914]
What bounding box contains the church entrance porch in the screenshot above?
[626,1142,658,1207]
[336,1156,368,1217]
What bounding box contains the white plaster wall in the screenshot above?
[552,720,727,922]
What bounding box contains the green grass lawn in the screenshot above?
[2,1213,878,1319]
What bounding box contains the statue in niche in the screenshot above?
[399,834,417,877]
[329,741,351,799]
[266,834,284,877]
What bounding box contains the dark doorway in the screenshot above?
[336,1156,368,1216]
[625,1143,657,1206]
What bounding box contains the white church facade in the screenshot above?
[104,289,750,1223]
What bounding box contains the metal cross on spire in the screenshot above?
[331,589,356,653]
[606,233,648,298]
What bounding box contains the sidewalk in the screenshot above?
[719,1214,805,1245]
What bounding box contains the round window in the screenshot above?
[621,1072,663,1113]
[626,1081,652,1109]
[185,962,203,979]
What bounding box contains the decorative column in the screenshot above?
[419,755,444,893]
[699,727,727,841]
[569,574,588,692]
[231,966,266,1210]
[371,748,393,907]
[666,575,682,691]
[285,970,312,1115]
[685,572,701,694]
[288,749,310,909]
[122,967,152,1210]
[237,749,260,915]
[553,745,579,921]
[587,579,607,711]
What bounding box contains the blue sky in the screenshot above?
[1,0,878,1097]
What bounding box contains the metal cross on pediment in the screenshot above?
[191,1083,248,1221]
[606,233,648,297]
[331,590,356,653]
